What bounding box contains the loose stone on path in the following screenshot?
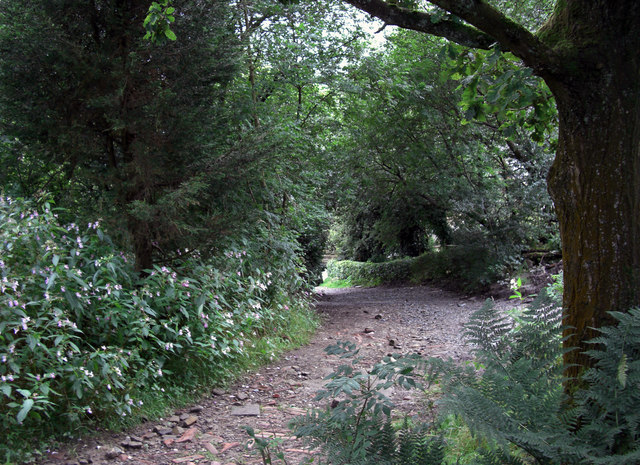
[230,404,260,416]
[39,285,483,465]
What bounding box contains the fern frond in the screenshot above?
[476,446,529,465]
[464,299,513,360]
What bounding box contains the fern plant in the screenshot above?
[366,417,445,465]
[437,286,640,464]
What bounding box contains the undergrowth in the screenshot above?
[325,258,412,287]
[437,289,640,463]
[272,278,640,465]
[324,245,508,292]
[290,341,444,465]
[0,196,318,463]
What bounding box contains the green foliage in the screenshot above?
[576,309,640,459]
[245,425,293,465]
[409,246,506,292]
[325,257,413,287]
[329,29,557,274]
[325,242,507,292]
[320,277,354,289]
[144,0,177,44]
[0,197,315,462]
[290,341,442,465]
[442,43,558,144]
[0,0,241,269]
[435,284,640,464]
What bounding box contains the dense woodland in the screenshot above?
[1,0,639,463]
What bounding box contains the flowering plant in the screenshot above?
[1,197,312,452]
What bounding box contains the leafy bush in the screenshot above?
[325,243,504,291]
[409,245,505,292]
[0,196,315,461]
[325,258,413,287]
[291,341,444,465]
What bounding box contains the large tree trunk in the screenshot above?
[543,1,640,386]
[549,84,640,385]
[129,214,154,273]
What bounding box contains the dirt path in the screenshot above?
[39,285,486,465]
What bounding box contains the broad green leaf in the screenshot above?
[196,294,206,313]
[46,272,57,290]
[164,29,177,41]
[17,398,34,423]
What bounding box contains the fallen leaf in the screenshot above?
[220,442,240,453]
[176,427,197,443]
[202,442,219,455]
[171,455,204,464]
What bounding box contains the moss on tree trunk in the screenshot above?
[542,0,640,387]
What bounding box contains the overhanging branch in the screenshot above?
[343,0,495,49]
[428,0,559,73]
[344,0,561,76]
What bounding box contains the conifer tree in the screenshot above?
[0,0,239,271]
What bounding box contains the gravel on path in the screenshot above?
[39,284,491,465]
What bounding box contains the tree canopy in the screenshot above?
[2,0,639,433]
[339,0,640,388]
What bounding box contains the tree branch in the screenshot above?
[343,0,561,76]
[344,0,494,49]
[428,0,559,74]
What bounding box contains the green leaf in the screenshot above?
[164,29,177,41]
[1,385,12,397]
[46,272,57,290]
[617,353,628,388]
[53,254,60,266]
[196,294,206,313]
[17,398,34,423]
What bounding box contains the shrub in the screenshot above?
[325,243,508,292]
[290,341,444,465]
[0,196,314,461]
[325,257,412,287]
[409,245,504,292]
